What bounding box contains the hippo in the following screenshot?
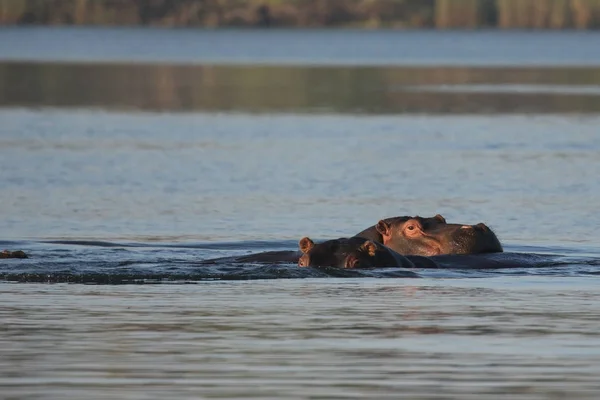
[200,214,502,264]
[368,215,503,256]
[354,214,448,243]
[298,236,419,269]
[297,236,544,270]
[0,250,28,259]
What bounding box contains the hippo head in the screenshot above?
[298,236,396,268]
[375,214,503,256]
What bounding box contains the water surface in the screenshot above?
[2,280,600,399]
[1,27,600,66]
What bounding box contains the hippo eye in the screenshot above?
[404,220,421,235]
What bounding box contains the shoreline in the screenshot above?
[1,0,599,30]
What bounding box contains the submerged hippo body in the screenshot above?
[0,250,28,259]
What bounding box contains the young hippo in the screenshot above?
[297,236,428,270]
[361,215,503,256]
[0,250,28,259]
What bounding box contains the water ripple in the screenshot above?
[1,241,598,284]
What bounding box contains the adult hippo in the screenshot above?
[297,236,544,270]
[0,250,28,259]
[365,215,503,256]
[200,214,502,264]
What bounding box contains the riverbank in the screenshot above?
[1,0,599,29]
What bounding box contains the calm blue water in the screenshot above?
[1,28,600,399]
[1,27,600,66]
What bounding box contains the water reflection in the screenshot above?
[2,62,600,113]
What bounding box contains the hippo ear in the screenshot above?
[434,214,446,223]
[299,237,315,254]
[360,241,378,257]
[375,220,391,236]
[345,255,359,269]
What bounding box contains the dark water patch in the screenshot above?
[42,240,131,248]
[2,62,600,114]
[42,239,300,250]
[420,265,600,279]
[504,244,577,255]
[1,241,599,284]
[0,260,415,284]
[0,240,33,247]
[431,252,560,269]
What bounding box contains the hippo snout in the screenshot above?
[474,223,490,232]
[298,254,309,267]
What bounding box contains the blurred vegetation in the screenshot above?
[1,0,599,28]
[2,62,600,114]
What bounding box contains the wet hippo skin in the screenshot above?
[369,214,503,256]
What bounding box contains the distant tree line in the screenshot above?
[1,0,600,29]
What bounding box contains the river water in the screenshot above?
[1,27,600,399]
